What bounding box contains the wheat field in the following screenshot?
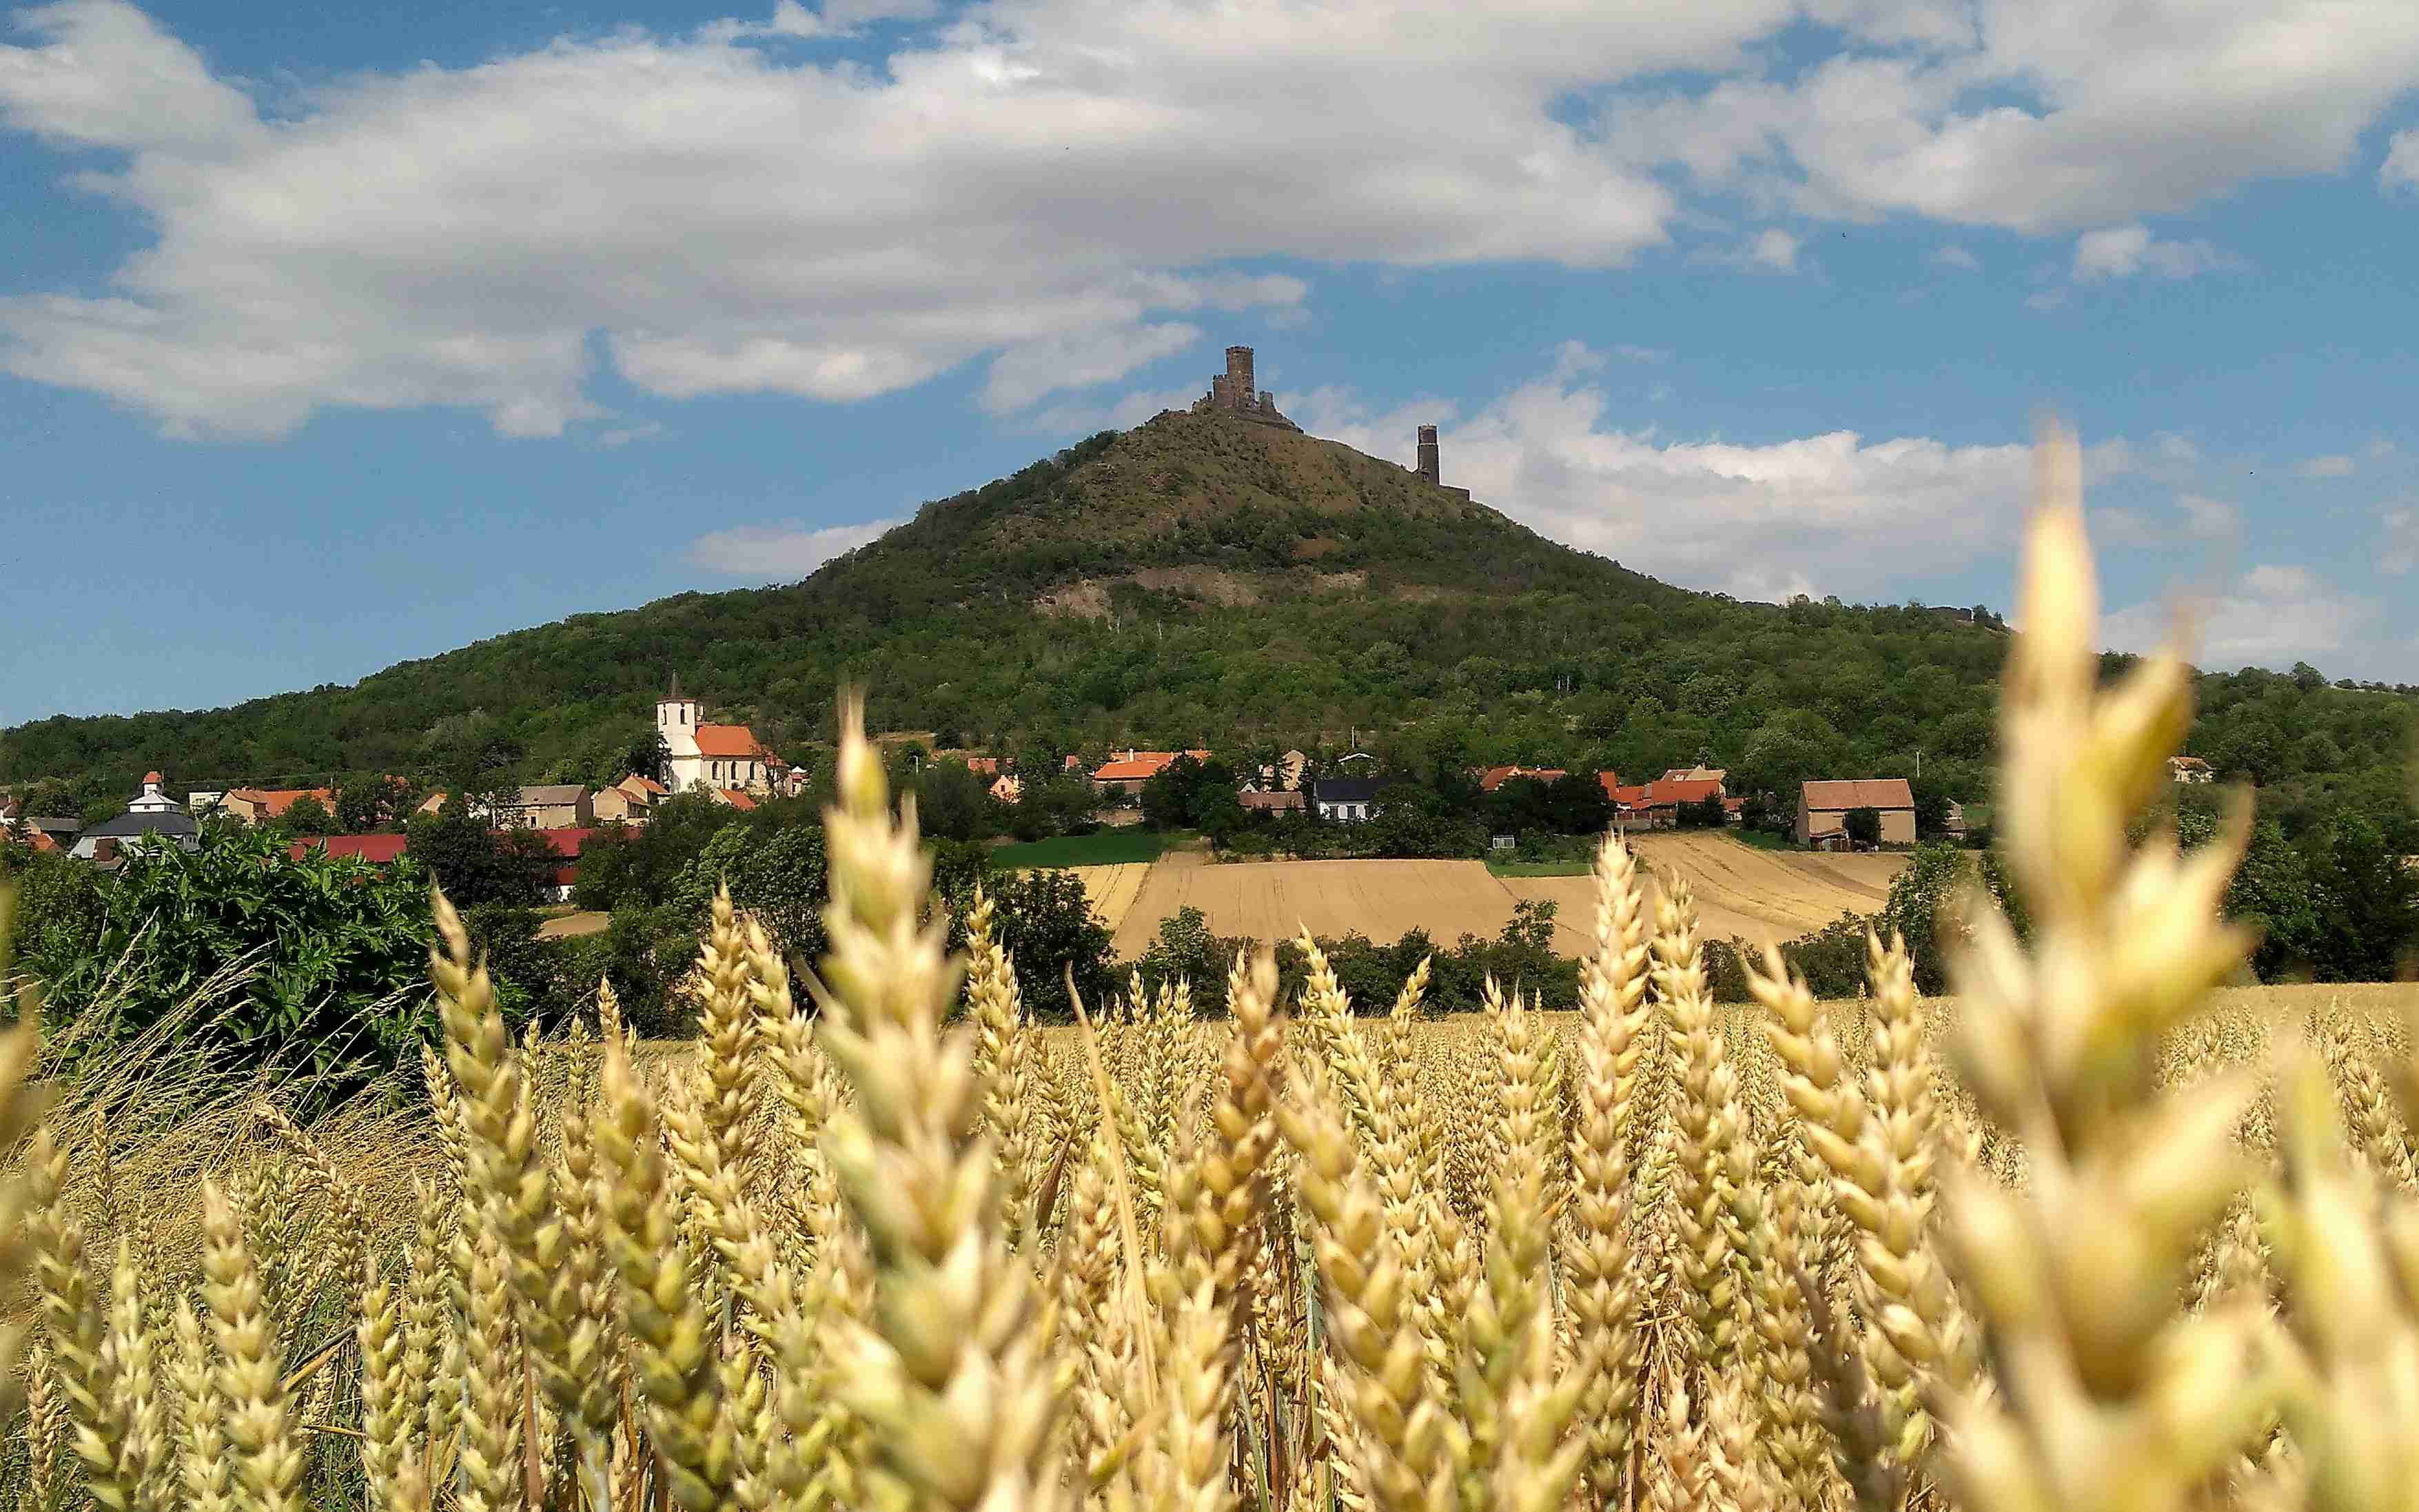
[3,422,2419,1512]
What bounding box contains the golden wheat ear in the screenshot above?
[1936,420,2270,1512]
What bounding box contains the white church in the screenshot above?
[657,686,787,797]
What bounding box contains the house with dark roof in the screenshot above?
[1311,776,1387,823]
[70,773,199,861]
[1796,779,1917,848]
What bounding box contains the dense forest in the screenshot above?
[6,409,2413,841]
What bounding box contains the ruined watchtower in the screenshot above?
[1192,345,1300,430]
[1416,425,1440,484]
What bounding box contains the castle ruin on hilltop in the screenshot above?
[1193,346,1300,431]
[1193,343,1469,498]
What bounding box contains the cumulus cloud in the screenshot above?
[2175,493,2242,539]
[2298,453,2356,478]
[2385,128,2419,192]
[1931,244,1981,271]
[981,323,1201,413]
[684,516,904,577]
[1025,385,1200,435]
[6,0,2408,440]
[2106,564,2382,671]
[2072,223,2244,280]
[0,0,1742,438]
[1299,357,2037,601]
[2385,507,2418,575]
[1607,0,2419,234]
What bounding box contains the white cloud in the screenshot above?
[2298,453,2356,478]
[2092,506,2160,548]
[1026,385,1200,435]
[1609,1,2419,234]
[2384,507,2418,575]
[1748,227,1802,271]
[2072,223,2244,280]
[1548,340,1608,382]
[1931,243,1981,271]
[6,0,2411,438]
[0,0,1736,438]
[1299,358,2034,601]
[2106,563,2381,671]
[598,421,666,448]
[1613,343,1671,362]
[2155,432,2203,465]
[2175,493,2241,540]
[980,322,1200,413]
[1702,226,1803,273]
[684,516,903,577]
[2385,128,2419,192]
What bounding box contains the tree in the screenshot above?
[1542,773,1613,835]
[1142,755,1207,830]
[22,826,438,1091]
[622,730,672,785]
[983,868,1116,1021]
[407,810,556,908]
[337,775,413,834]
[915,761,994,844]
[2302,813,2419,981]
[1844,806,1881,848]
[1680,793,1726,830]
[281,794,336,837]
[1136,906,1251,1013]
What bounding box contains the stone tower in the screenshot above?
[1191,342,1300,430]
[1226,345,1254,399]
[1416,425,1440,484]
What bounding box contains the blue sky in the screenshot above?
[3,0,2417,726]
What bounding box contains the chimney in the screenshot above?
[1416,425,1440,484]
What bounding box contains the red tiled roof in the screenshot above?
[693,724,766,759]
[1800,779,1915,811]
[617,774,668,796]
[288,833,411,864]
[1645,777,1723,808]
[537,827,599,857]
[1092,750,1210,781]
[142,770,163,784]
[1480,765,1567,793]
[1609,784,1649,808]
[964,756,1002,775]
[249,787,335,817]
[1595,770,1623,799]
[718,789,758,811]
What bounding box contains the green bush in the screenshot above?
[22,826,438,1092]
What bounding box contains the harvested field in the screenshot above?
[1063,862,1152,937]
[1505,833,1910,950]
[535,909,610,939]
[1067,833,1908,957]
[1107,857,1546,959]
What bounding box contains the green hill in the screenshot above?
[5,408,2414,835]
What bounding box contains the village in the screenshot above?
[2,682,2229,899]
